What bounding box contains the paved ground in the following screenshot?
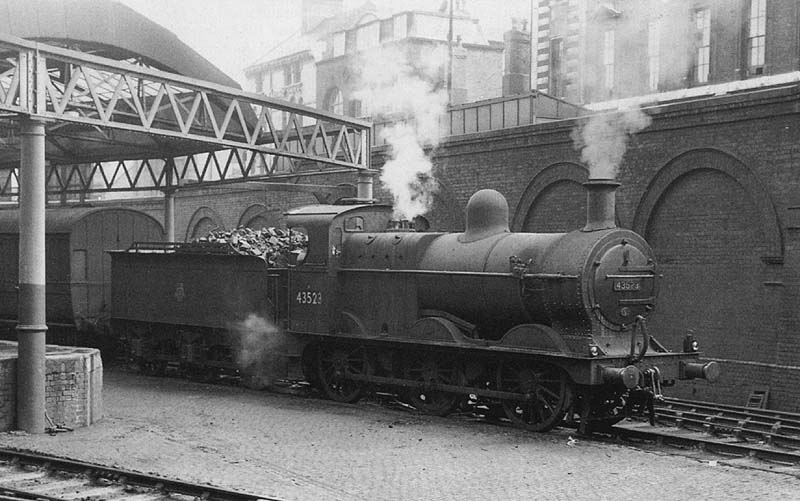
[0,369,798,501]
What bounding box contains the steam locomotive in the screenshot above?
[110,179,717,433]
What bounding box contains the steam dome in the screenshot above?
[459,189,510,243]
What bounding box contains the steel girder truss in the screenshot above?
[0,34,371,198]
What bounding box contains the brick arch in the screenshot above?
[511,162,589,232]
[636,149,783,403]
[633,148,782,263]
[185,207,225,241]
[238,204,282,229]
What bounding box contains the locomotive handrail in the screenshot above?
[123,241,242,256]
[338,268,578,279]
[628,315,650,363]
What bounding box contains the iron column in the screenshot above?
[17,116,47,434]
[164,159,176,241]
[164,188,176,241]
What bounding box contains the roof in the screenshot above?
[0,0,239,89]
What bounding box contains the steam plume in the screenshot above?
[353,45,448,220]
[571,107,651,179]
[231,313,286,389]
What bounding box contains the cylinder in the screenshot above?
[583,178,620,231]
[17,116,47,434]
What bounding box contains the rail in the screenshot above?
[608,397,800,465]
[654,397,800,449]
[0,448,280,500]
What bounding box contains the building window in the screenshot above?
[325,87,343,114]
[694,8,711,84]
[345,30,357,54]
[349,99,361,117]
[549,38,565,98]
[380,19,393,42]
[647,21,660,91]
[284,61,301,86]
[255,73,264,94]
[393,14,408,39]
[748,0,766,74]
[357,22,380,52]
[603,30,615,90]
[332,32,346,57]
[282,95,297,128]
[348,99,369,118]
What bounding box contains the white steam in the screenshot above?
[571,107,652,180]
[232,313,285,389]
[353,45,448,220]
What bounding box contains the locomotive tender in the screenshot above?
[111,179,718,433]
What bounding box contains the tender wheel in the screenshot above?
[498,361,572,432]
[403,355,461,416]
[316,345,365,403]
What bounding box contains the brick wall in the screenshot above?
[0,343,102,431]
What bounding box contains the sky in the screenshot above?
[119,0,531,87]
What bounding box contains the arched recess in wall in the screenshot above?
[185,207,225,241]
[633,148,782,261]
[238,204,282,229]
[633,148,783,401]
[512,162,589,232]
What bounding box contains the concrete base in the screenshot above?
[0,342,102,432]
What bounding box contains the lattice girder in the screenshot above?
[0,33,372,197]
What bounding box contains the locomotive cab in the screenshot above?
[284,202,393,336]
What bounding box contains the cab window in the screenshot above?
[344,216,365,232]
[288,226,309,266]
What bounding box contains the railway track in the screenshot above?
[609,397,800,466]
[0,449,279,501]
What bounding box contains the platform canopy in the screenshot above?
[0,0,372,199]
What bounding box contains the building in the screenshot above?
[243,0,505,117]
[533,0,800,104]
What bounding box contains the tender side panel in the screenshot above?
[111,252,286,329]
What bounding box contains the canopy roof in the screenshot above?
[0,0,238,88]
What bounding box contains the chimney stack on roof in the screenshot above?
[503,17,531,96]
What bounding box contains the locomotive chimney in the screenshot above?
[356,170,375,202]
[582,178,620,231]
